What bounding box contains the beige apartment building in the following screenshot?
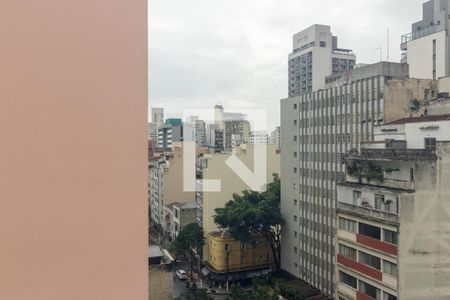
[336,113,450,300]
[281,61,438,296]
[150,146,195,229]
[196,144,280,258]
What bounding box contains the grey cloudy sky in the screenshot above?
[149,0,425,130]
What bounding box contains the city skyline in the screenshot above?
[149,0,425,130]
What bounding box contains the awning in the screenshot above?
[202,266,272,281]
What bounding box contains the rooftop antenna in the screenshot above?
[387,28,390,62]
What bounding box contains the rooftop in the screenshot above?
[344,148,437,161]
[386,114,450,125]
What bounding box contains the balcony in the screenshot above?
[337,254,382,281]
[356,234,397,256]
[346,175,415,191]
[337,202,399,225]
[345,148,437,162]
[401,25,437,50]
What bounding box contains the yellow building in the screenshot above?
[206,230,274,273]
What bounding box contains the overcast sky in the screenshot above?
[149,0,425,130]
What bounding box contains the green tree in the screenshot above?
[227,283,279,300]
[169,223,204,278]
[214,173,284,269]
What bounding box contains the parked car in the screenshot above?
[175,270,187,280]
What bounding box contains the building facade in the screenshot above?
[336,115,450,300]
[249,131,270,145]
[280,61,438,296]
[288,24,355,97]
[185,116,207,146]
[401,0,450,79]
[151,107,164,124]
[206,230,274,274]
[149,147,195,228]
[271,126,281,150]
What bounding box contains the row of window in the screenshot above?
[352,190,398,214]
[338,244,397,277]
[339,271,397,300]
[339,217,398,245]
[292,91,385,111]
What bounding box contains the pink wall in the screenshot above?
[0,0,148,299]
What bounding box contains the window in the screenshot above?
[240,241,247,251]
[320,41,326,47]
[293,183,297,190]
[294,215,298,222]
[294,167,297,174]
[384,292,397,300]
[294,151,297,158]
[383,229,398,245]
[374,194,385,210]
[294,231,298,237]
[294,119,297,126]
[359,280,381,299]
[294,103,297,110]
[410,168,414,181]
[294,247,298,253]
[294,135,297,142]
[425,137,436,150]
[339,217,356,233]
[338,244,357,260]
[339,271,357,289]
[359,222,381,240]
[294,199,298,206]
[359,251,381,270]
[225,244,230,251]
[383,260,398,277]
[353,191,362,205]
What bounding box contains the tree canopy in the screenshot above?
[213,173,284,268]
[169,222,204,259]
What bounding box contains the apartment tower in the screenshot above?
[288,24,355,97]
[280,61,437,296]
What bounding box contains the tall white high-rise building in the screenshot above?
[185,116,207,146]
[151,107,164,124]
[288,24,355,97]
[401,0,450,80]
[271,127,281,150]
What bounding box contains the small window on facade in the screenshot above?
[294,167,297,174]
[353,190,361,205]
[294,231,298,237]
[383,260,398,277]
[294,215,298,222]
[294,151,297,158]
[374,194,385,210]
[294,119,297,126]
[425,137,436,150]
[294,103,297,110]
[294,247,298,253]
[294,199,298,206]
[410,168,414,181]
[320,41,326,47]
[383,229,398,245]
[294,135,297,142]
